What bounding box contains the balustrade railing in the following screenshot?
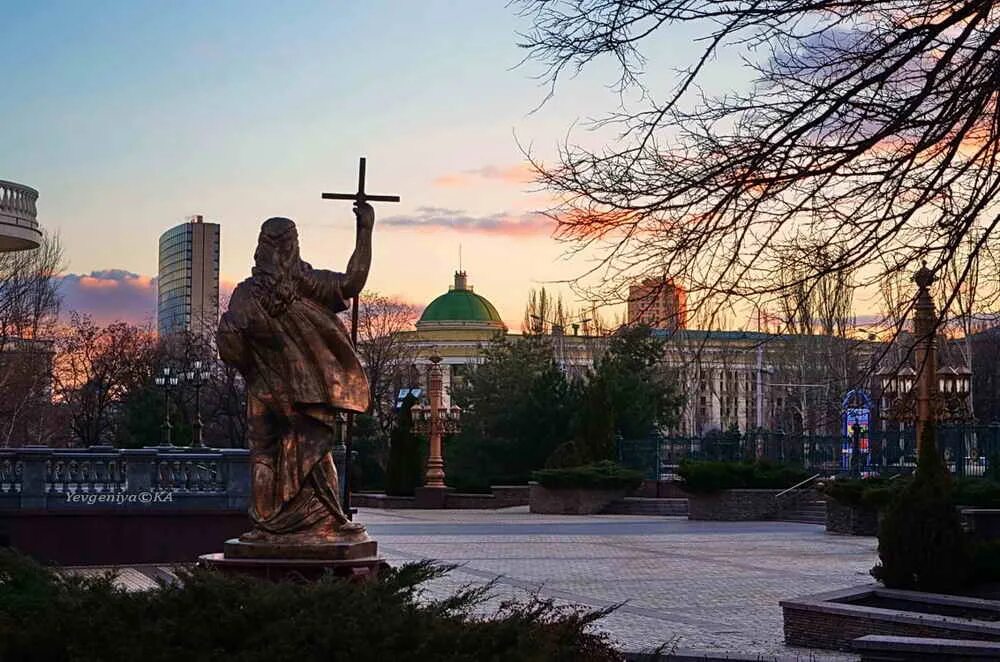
[0,445,249,510]
[0,180,39,228]
[0,179,42,250]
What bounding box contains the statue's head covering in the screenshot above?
[252,217,304,315]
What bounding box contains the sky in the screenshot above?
[1,0,738,329]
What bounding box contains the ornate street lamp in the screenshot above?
[154,367,179,445]
[935,364,973,424]
[411,356,462,488]
[877,365,917,424]
[878,264,974,448]
[183,360,212,448]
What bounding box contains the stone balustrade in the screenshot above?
[0,179,42,250]
[0,445,250,511]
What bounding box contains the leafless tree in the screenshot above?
[0,234,64,445]
[356,291,419,436]
[0,233,63,340]
[156,325,247,448]
[54,315,158,446]
[515,0,1000,334]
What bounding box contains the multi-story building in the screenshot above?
[627,277,687,330]
[157,216,220,338]
[397,270,879,437]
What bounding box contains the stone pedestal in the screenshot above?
[199,537,386,582]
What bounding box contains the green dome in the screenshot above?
[418,272,503,325]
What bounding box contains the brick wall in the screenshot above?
[783,603,1000,651]
[529,484,626,514]
[687,489,783,520]
[826,499,879,536]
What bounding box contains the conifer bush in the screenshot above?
[384,394,424,497]
[871,426,971,591]
[676,459,811,493]
[532,460,644,491]
[0,551,624,662]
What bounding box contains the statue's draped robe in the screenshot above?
[217,265,369,534]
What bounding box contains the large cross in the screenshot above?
[320,156,400,520]
[321,156,401,205]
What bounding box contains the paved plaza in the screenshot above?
[68,508,877,660]
[364,507,877,659]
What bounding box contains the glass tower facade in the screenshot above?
[157,217,220,337]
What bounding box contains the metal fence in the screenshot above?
[618,424,1000,479]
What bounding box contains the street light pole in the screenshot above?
[154,367,179,445]
[183,360,211,448]
[423,356,446,488]
[913,264,938,450]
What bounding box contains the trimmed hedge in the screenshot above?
[677,459,811,494]
[823,478,899,509]
[954,478,1000,508]
[532,461,644,491]
[0,550,623,662]
[824,476,1000,510]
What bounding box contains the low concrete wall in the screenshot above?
[855,634,1000,661]
[529,483,626,515]
[490,485,530,508]
[353,493,418,509]
[826,499,879,536]
[353,485,530,510]
[963,509,1000,544]
[686,489,783,521]
[0,509,251,565]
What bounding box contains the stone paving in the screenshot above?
[362,507,878,660]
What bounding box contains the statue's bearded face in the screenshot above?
[252,217,303,314]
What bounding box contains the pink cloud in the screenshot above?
[432,163,536,188]
[380,207,554,236]
[59,270,157,325]
[60,270,238,326]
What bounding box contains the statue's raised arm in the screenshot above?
[341,201,374,300]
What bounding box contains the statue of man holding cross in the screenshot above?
[217,159,399,547]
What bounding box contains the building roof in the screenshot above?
[418,272,504,327]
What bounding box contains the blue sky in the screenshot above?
[1,1,737,326]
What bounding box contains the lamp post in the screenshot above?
[878,264,973,457]
[154,367,179,445]
[411,355,462,491]
[912,264,937,449]
[183,360,212,448]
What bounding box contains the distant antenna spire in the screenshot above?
[459,243,463,272]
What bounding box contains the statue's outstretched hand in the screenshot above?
[354,201,374,232]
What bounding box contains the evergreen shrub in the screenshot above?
[871,426,971,591]
[0,550,624,662]
[677,459,811,494]
[532,461,644,491]
[384,395,423,497]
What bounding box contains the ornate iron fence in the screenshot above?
[618,424,1000,479]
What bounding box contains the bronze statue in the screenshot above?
[217,202,374,544]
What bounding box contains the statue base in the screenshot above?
[224,537,377,560]
[198,537,386,582]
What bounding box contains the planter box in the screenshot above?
[963,508,1000,544]
[782,586,1000,652]
[826,499,880,536]
[529,483,626,515]
[686,489,784,521]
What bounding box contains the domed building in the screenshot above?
[401,271,507,405]
[417,271,505,334]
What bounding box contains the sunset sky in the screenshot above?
[2,1,744,328]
